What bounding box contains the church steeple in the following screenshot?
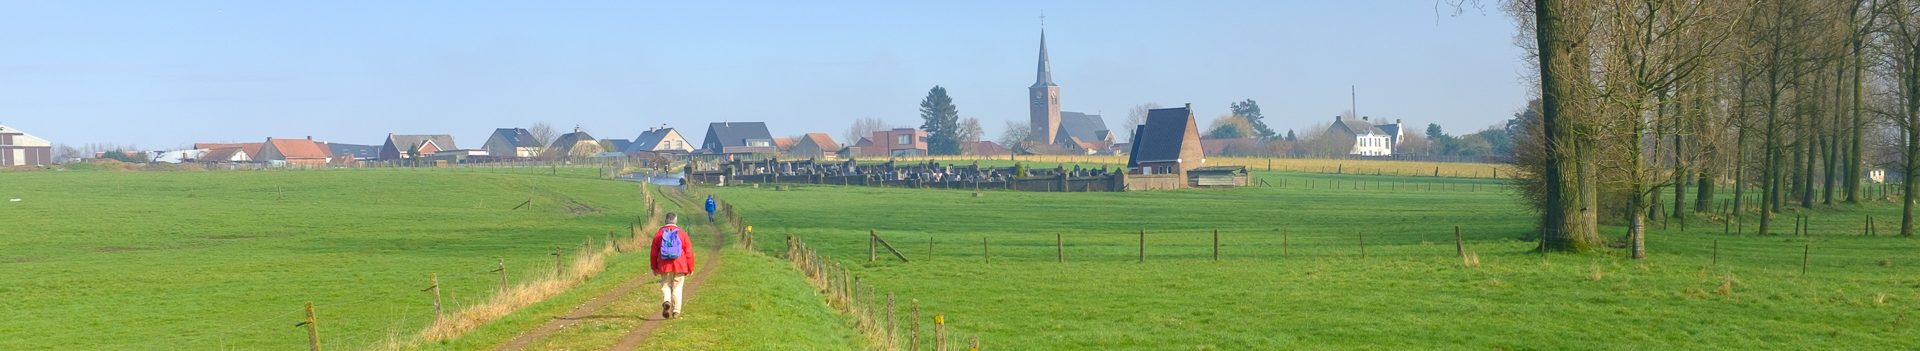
[1034,30,1055,88]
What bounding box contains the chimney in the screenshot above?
[1396,119,1402,124]
[1334,115,1342,122]
[1361,116,1369,122]
[306,136,312,140]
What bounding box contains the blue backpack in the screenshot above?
[659,226,684,260]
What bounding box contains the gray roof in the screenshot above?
[490,128,542,148]
[551,130,596,149]
[702,122,773,149]
[1034,30,1055,88]
[600,139,632,152]
[1328,117,1383,136]
[390,134,457,150]
[1058,111,1109,143]
[327,143,378,159]
[627,128,681,152]
[1128,106,1195,166]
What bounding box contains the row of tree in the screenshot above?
[1512,0,1920,258]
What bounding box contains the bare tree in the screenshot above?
[528,122,557,160]
[845,117,891,144]
[957,117,985,154]
[998,121,1032,154]
[1124,103,1162,142]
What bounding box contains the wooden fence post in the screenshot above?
[496,258,509,293]
[1057,233,1064,263]
[1453,226,1463,257]
[553,246,563,277]
[1282,230,1289,258]
[871,229,878,263]
[1212,229,1220,262]
[1802,243,1810,276]
[982,236,990,265]
[302,302,321,351]
[426,273,443,322]
[887,293,897,346]
[1138,228,1146,263]
[1359,232,1367,259]
[934,314,947,351]
[910,299,921,351]
[1711,239,1718,265]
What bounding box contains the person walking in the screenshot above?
[651,212,695,319]
[704,195,718,223]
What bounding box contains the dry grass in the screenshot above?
[1588,264,1606,281]
[1462,251,1481,268]
[1718,274,1740,296]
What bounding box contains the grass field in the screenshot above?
[714,171,1920,349]
[0,168,659,349]
[7,165,1917,349]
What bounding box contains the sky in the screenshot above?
[0,0,1529,149]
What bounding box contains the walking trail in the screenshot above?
[492,216,727,351]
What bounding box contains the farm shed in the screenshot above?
[1188,166,1249,188]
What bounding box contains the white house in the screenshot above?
[1322,116,1404,157]
[0,124,53,166]
[626,127,696,154]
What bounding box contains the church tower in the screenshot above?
[1029,30,1061,145]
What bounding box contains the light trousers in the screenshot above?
[660,272,686,312]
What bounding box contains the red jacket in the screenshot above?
[650,224,695,274]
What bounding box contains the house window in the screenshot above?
[748,140,771,147]
[897,135,911,145]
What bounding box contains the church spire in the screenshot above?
[1034,30,1054,88]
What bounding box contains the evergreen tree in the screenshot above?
[919,85,963,155]
[1230,99,1276,138]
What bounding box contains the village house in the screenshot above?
[699,122,776,155]
[1126,104,1206,189]
[968,140,1011,156]
[379,134,457,160]
[200,147,252,163]
[0,124,53,166]
[483,128,544,159]
[864,128,929,157]
[1054,112,1115,155]
[324,143,378,163]
[787,133,840,160]
[194,142,261,163]
[549,127,603,159]
[256,137,332,166]
[1322,115,1404,157]
[625,127,695,154]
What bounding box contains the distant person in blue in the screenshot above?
[704,195,717,223]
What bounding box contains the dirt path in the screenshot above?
[492,218,726,351]
[606,219,725,350]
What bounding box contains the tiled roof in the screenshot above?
[704,122,773,149]
[798,133,839,151]
[267,138,330,159]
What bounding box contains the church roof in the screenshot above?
[1057,111,1110,143]
[1034,30,1055,88]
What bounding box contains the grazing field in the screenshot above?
[714,171,1920,349]
[0,169,664,349]
[894,155,1510,178]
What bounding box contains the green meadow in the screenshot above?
[0,168,660,349]
[714,171,1920,349]
[4,167,1917,350]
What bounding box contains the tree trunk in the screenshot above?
[1695,171,1715,212]
[1847,20,1866,204]
[1535,0,1601,251]
[1629,187,1647,259]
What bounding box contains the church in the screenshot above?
[1026,31,1116,155]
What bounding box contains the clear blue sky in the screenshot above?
[0,0,1526,148]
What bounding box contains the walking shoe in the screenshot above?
[661,302,672,319]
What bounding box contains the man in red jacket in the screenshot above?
[651,212,695,319]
